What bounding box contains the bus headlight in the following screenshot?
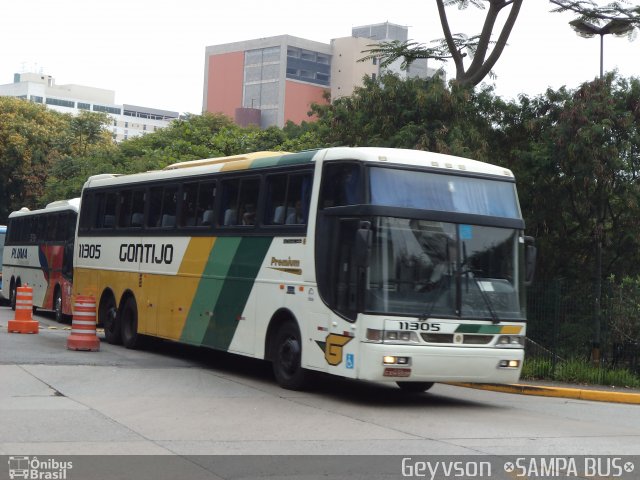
[366,329,419,344]
[383,356,411,365]
[496,335,524,348]
[384,330,419,343]
[498,359,520,368]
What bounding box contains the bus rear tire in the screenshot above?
[272,321,309,390]
[100,295,121,345]
[54,287,66,323]
[9,280,18,311]
[396,382,434,393]
[121,296,140,349]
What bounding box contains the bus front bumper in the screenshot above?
[357,343,524,384]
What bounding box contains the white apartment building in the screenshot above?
[0,72,179,142]
[330,22,439,100]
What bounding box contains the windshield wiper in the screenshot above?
[461,242,499,324]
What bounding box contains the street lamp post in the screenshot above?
[570,18,635,78]
[569,18,635,363]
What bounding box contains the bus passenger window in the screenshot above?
[181,183,199,227]
[117,190,133,228]
[264,172,311,225]
[321,163,361,208]
[197,182,216,226]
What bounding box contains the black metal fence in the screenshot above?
[524,279,640,385]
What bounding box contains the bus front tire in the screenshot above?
[396,381,434,393]
[101,296,121,345]
[272,321,309,390]
[121,297,140,349]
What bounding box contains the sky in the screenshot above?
[1,0,638,115]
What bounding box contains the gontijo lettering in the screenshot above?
[119,243,174,264]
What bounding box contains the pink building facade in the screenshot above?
[203,36,331,128]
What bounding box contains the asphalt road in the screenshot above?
[1,305,639,457]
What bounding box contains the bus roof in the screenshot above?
[82,147,514,189]
[8,198,80,219]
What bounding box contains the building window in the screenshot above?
[30,96,43,103]
[373,57,377,65]
[93,104,121,115]
[77,102,91,110]
[45,97,75,108]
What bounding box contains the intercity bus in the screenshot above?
[0,225,6,301]
[73,147,535,391]
[2,199,79,321]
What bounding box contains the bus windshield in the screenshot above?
[369,166,521,219]
[365,217,525,320]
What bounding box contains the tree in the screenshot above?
[0,98,69,221]
[310,72,499,160]
[361,0,639,88]
[360,0,523,87]
[501,74,640,284]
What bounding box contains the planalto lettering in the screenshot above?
[119,243,174,264]
[11,247,28,259]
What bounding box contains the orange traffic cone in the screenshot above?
[8,285,39,334]
[66,295,100,351]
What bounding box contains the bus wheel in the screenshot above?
[120,296,140,349]
[272,321,308,390]
[9,281,17,311]
[396,382,434,393]
[54,288,64,322]
[100,295,121,345]
[9,281,20,310]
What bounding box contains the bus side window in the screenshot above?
[117,190,133,228]
[147,187,163,228]
[264,172,311,225]
[98,192,117,230]
[180,182,199,227]
[131,190,145,228]
[265,175,287,224]
[286,173,312,224]
[160,186,178,229]
[220,179,239,226]
[197,181,216,227]
[320,163,361,208]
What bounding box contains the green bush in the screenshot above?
[521,357,640,388]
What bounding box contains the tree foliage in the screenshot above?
[0,98,69,219]
[310,73,498,159]
[502,74,640,282]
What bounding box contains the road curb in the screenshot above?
[448,382,640,405]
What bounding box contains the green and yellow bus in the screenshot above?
[74,147,535,391]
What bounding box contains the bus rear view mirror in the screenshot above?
[524,236,537,286]
[355,221,372,268]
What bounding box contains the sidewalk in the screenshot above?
[449,380,640,405]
